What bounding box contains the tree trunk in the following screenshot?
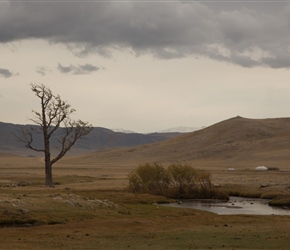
[45,152,53,187]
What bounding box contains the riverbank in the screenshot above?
[1,189,290,250]
[161,196,290,215]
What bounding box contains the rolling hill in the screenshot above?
[0,122,183,156]
[67,116,290,169]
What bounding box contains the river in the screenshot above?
[161,196,290,215]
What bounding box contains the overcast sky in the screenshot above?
[1,0,290,133]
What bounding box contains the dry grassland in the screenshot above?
[1,154,290,249]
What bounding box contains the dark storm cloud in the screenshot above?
[1,1,290,68]
[57,63,100,75]
[0,67,15,78]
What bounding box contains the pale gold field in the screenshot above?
[1,151,290,192]
[2,117,290,249]
[1,152,290,250]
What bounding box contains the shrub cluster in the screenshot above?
[128,163,226,199]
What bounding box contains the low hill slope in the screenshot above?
[69,116,290,169]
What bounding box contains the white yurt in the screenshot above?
[255,166,268,171]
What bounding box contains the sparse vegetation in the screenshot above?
[1,187,290,250]
[260,192,290,208]
[269,198,290,207]
[128,163,228,199]
[220,185,265,199]
[1,156,290,249]
[260,192,283,199]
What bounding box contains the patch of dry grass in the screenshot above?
[1,155,290,249]
[2,195,290,250]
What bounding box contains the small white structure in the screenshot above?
[227,168,235,171]
[255,166,268,171]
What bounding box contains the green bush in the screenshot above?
[128,163,225,199]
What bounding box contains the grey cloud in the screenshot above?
[1,1,290,68]
[57,64,71,74]
[36,66,51,76]
[57,63,100,75]
[0,67,15,78]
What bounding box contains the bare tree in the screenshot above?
[17,84,92,187]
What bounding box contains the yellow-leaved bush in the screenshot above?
[128,163,228,199]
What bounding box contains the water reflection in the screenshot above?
[162,196,290,215]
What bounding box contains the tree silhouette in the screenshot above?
[17,84,92,187]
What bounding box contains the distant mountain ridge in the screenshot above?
[111,128,136,134]
[158,126,204,133]
[0,122,184,156]
[112,126,204,134]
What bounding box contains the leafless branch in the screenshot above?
[51,119,92,165]
[15,127,45,152]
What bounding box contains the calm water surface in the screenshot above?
[162,196,290,215]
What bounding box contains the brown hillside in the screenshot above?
[64,116,290,170]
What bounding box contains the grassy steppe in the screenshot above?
[1,188,290,250]
[1,155,290,249]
